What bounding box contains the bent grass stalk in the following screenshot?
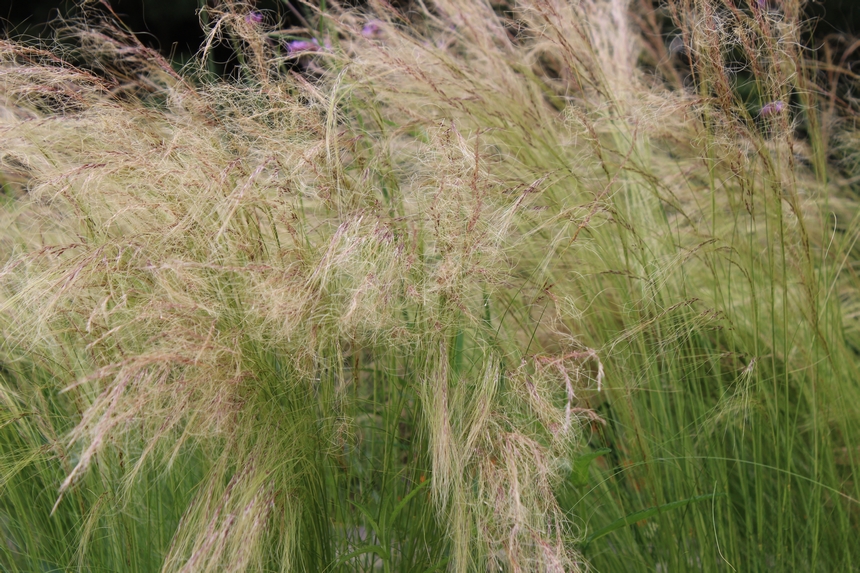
[1,0,859,571]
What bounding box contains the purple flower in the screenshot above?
[286,38,322,53]
[245,11,263,24]
[759,100,787,117]
[361,20,384,38]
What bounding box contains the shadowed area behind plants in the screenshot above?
[1,0,860,571]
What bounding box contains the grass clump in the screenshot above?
[1,0,860,571]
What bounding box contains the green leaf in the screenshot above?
[570,448,611,487]
[389,478,430,524]
[349,500,384,545]
[582,493,725,549]
[419,557,451,573]
[330,544,390,570]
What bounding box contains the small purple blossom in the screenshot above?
[759,100,787,117]
[245,11,264,24]
[286,38,322,53]
[361,20,384,38]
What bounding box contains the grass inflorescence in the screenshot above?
[1,0,859,571]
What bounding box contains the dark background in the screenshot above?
[2,0,859,63]
[807,0,860,37]
[0,0,292,62]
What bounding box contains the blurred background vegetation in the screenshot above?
[3,0,860,65]
[1,0,287,66]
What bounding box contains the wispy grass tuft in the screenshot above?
[1,0,860,571]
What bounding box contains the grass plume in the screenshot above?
[1,0,859,571]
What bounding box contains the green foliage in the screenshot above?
[569,448,612,488]
[1,0,860,572]
[582,494,726,550]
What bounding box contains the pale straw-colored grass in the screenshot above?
[1,0,859,571]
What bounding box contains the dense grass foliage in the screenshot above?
[1,0,859,571]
